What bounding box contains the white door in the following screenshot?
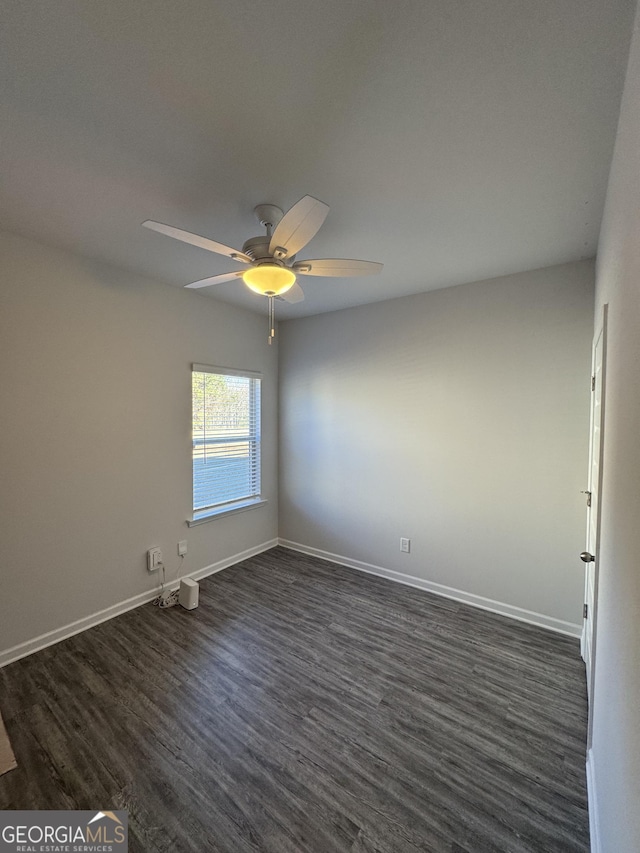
[582,305,607,725]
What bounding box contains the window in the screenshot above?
[190,364,263,524]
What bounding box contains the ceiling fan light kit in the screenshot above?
[142,195,382,342]
[242,265,296,296]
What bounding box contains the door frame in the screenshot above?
[582,303,607,751]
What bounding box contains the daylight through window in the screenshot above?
[191,364,262,521]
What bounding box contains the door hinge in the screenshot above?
[583,603,588,619]
[581,490,592,507]
[591,375,596,391]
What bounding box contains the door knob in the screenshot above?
[580,551,595,563]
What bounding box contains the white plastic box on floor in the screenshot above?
[179,578,199,610]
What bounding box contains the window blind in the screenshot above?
[192,365,262,518]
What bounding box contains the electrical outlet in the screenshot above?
[147,547,163,572]
[178,540,188,556]
[400,537,411,553]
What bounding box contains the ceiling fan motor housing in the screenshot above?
[242,235,279,264]
[242,235,295,266]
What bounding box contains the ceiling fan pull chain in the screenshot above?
[268,295,275,344]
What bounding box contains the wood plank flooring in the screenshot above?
[0,547,589,852]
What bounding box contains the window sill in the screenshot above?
[187,498,267,527]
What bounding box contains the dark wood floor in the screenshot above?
[0,547,589,852]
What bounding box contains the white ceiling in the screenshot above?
[0,0,634,318]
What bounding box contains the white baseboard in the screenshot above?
[278,539,582,638]
[2,537,580,668]
[586,749,600,853]
[0,539,278,669]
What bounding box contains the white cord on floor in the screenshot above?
[152,555,185,609]
[156,589,179,609]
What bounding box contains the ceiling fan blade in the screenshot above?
[142,220,252,263]
[277,282,305,303]
[269,196,329,259]
[184,271,245,289]
[292,258,383,277]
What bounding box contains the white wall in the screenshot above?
[279,261,594,629]
[589,2,640,849]
[0,230,278,659]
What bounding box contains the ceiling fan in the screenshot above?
[142,195,382,342]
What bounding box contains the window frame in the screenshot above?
[188,363,266,526]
